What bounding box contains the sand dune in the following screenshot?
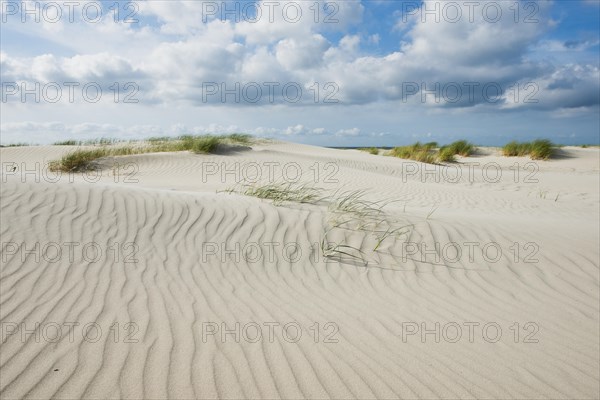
[1,142,598,399]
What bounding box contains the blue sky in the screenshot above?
[1,0,599,146]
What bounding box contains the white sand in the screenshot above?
[1,142,598,399]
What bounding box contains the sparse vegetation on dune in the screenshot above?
[49,149,111,172]
[437,146,456,162]
[227,133,252,144]
[53,140,79,146]
[0,143,31,147]
[389,140,475,164]
[529,140,554,160]
[40,135,566,173]
[231,183,412,264]
[146,136,172,143]
[53,138,125,146]
[53,134,252,148]
[180,135,220,154]
[359,147,379,155]
[384,138,561,162]
[446,140,474,157]
[437,140,475,162]
[48,134,254,172]
[88,138,122,146]
[503,139,555,160]
[502,141,530,157]
[239,182,323,205]
[390,142,438,164]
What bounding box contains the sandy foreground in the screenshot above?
[0,141,598,399]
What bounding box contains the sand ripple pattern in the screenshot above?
[1,143,599,399]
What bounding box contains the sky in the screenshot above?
[1,0,599,146]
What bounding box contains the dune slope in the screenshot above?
[1,143,599,399]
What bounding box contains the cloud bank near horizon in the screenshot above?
[1,0,599,145]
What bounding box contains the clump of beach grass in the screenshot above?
[503,139,554,160]
[503,141,530,157]
[529,139,554,160]
[226,133,252,144]
[436,140,476,162]
[437,146,456,162]
[390,142,437,163]
[359,147,379,155]
[390,140,475,164]
[179,135,220,153]
[446,140,474,157]
[49,149,111,172]
[238,182,323,206]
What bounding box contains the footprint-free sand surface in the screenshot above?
[1,142,598,399]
